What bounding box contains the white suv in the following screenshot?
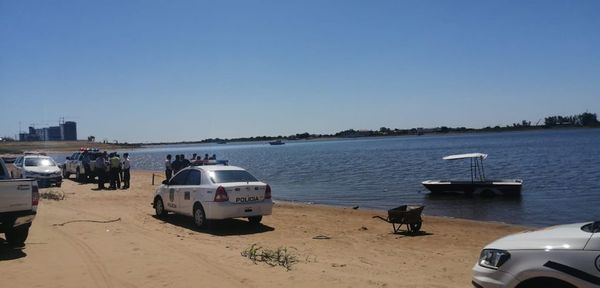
[152,163,273,228]
[12,155,62,187]
[472,221,600,288]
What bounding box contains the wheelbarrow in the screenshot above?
[373,205,424,233]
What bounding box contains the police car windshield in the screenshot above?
[209,170,258,183]
[25,157,56,167]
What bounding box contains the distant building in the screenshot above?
[19,121,78,141]
[61,121,77,141]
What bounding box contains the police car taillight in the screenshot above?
[265,184,272,199]
[214,186,229,202]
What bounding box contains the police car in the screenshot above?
[62,148,101,182]
[152,161,273,227]
[473,221,600,288]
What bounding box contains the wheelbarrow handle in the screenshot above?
[372,215,390,223]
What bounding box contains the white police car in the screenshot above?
[473,221,600,288]
[152,161,273,228]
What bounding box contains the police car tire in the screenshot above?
[193,204,207,228]
[75,169,83,182]
[154,197,166,217]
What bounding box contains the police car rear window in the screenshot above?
[209,170,258,183]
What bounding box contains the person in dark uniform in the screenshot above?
[165,154,173,180]
[181,154,190,167]
[95,153,108,189]
[172,155,182,175]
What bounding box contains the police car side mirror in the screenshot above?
[162,180,168,185]
[66,157,71,160]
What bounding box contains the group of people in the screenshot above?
[95,151,131,190]
[164,153,216,180]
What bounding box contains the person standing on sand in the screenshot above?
[95,153,108,189]
[181,154,190,167]
[121,153,130,189]
[82,150,91,183]
[172,155,182,175]
[165,154,173,180]
[109,153,121,189]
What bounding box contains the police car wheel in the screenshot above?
[154,198,166,217]
[193,205,206,228]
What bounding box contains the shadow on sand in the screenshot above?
[0,239,27,261]
[392,230,433,238]
[151,214,275,236]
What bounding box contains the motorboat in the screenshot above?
[269,140,285,145]
[422,153,522,196]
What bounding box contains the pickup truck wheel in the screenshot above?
[154,197,166,217]
[6,224,30,247]
[248,216,262,225]
[193,204,207,228]
[63,169,70,179]
[75,168,84,182]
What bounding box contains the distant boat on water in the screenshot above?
[421,153,522,196]
[269,140,285,145]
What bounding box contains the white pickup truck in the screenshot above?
[0,158,39,247]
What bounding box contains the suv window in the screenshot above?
[170,170,190,186]
[71,153,79,159]
[89,153,99,161]
[208,170,258,183]
[186,170,202,185]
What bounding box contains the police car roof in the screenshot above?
[192,165,245,172]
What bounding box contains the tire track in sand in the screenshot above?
[50,204,251,287]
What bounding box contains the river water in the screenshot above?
[51,129,600,226]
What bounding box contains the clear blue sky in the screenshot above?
[1,0,599,142]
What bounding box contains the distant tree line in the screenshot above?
[544,112,599,127]
[139,111,599,145]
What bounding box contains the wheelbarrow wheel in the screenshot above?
[409,222,422,233]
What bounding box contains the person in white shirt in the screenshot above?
[121,153,131,189]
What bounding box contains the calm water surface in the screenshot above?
[51,129,600,226]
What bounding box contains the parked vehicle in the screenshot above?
[61,148,101,182]
[422,153,522,196]
[152,162,273,228]
[472,221,600,288]
[12,154,62,187]
[0,158,39,247]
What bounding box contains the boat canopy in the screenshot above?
[443,153,488,160]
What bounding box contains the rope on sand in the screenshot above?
[53,218,121,226]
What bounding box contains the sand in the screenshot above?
[0,171,526,288]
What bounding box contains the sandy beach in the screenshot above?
[0,170,527,288]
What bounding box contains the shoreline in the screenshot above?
[142,169,534,228]
[1,170,527,287]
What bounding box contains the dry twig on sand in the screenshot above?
[241,244,299,271]
[40,190,65,201]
